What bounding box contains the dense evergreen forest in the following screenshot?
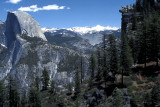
[1,0,160,107]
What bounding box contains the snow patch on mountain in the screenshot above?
[42,25,119,34]
[67,25,119,34]
[42,28,59,33]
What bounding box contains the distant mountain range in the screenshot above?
[42,25,121,46]
[42,25,119,34]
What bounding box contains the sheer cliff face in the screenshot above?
[0,11,85,90]
[0,21,6,46]
[5,11,47,48]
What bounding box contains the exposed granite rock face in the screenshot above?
[10,36,82,90]
[0,35,83,90]
[0,20,6,46]
[5,11,47,48]
[0,11,88,91]
[119,6,142,37]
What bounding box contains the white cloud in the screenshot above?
[18,4,69,12]
[42,5,65,10]
[6,0,21,4]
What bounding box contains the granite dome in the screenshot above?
[5,11,47,47]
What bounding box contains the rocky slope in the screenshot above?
[0,11,87,90]
[43,29,95,54]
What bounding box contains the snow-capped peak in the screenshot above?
[42,25,119,34]
[41,27,60,33]
[67,25,119,34]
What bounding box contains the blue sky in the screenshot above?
[0,0,136,28]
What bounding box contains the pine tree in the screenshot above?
[88,54,96,88]
[29,86,41,107]
[8,75,14,107]
[75,68,81,95]
[41,68,50,90]
[8,75,20,107]
[89,54,97,79]
[50,79,56,94]
[107,34,119,76]
[145,17,156,63]
[120,32,133,75]
[0,80,6,107]
[96,47,103,80]
[35,76,40,91]
[143,0,149,13]
[73,97,80,107]
[13,88,20,107]
[136,0,142,12]
[150,0,155,9]
[156,13,160,67]
[80,53,84,84]
[21,90,27,107]
[132,13,137,30]
[102,34,108,87]
[111,88,124,107]
[67,82,72,93]
[136,20,146,65]
[147,13,160,67]
[129,35,136,64]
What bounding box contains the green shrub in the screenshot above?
[130,75,138,81]
[123,77,133,87]
[136,79,144,84]
[144,93,152,106]
[128,85,137,93]
[131,93,143,105]
[143,85,153,90]
[108,88,124,107]
[146,77,157,83]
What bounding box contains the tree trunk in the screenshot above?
[121,69,124,88]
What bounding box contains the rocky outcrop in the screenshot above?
[8,36,81,90]
[104,88,131,107]
[0,21,6,46]
[5,11,47,48]
[119,6,142,37]
[83,89,106,107]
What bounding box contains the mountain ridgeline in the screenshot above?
[42,26,121,46]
